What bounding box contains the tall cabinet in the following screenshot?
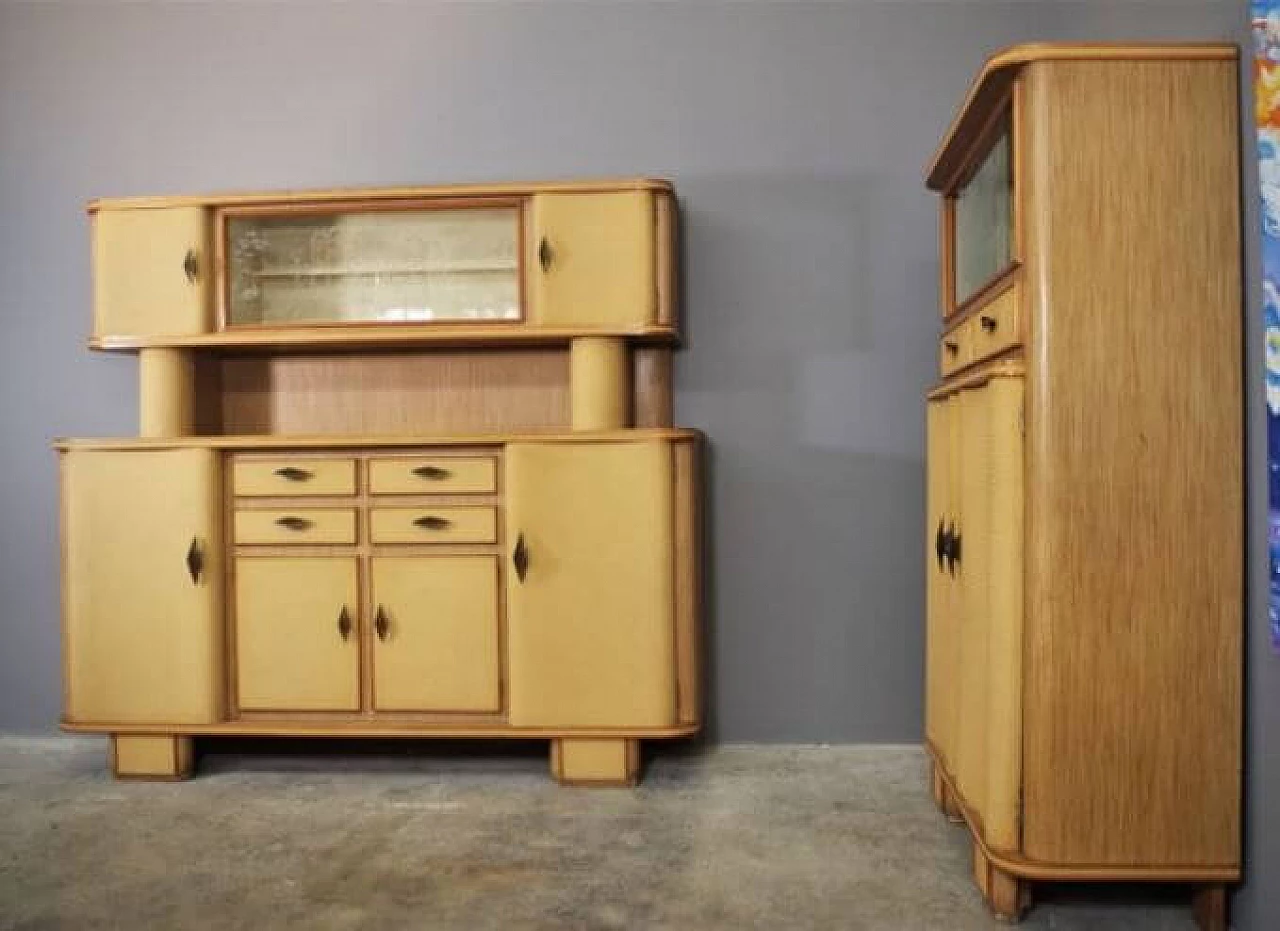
[923,46,1242,930]
[60,179,702,787]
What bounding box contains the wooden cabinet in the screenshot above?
[61,449,222,725]
[88,180,676,346]
[923,46,1241,929]
[62,178,701,787]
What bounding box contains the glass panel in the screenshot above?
[225,204,520,326]
[952,121,1013,306]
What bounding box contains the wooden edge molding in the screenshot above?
[945,265,1020,331]
[87,177,674,213]
[927,359,1025,400]
[924,744,1239,883]
[88,324,682,353]
[65,720,699,739]
[53,429,705,452]
[925,42,1237,190]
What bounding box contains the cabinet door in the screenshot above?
[92,207,210,338]
[62,449,222,724]
[528,192,655,327]
[371,556,500,712]
[925,395,958,769]
[505,442,675,727]
[234,557,359,711]
[951,378,1024,852]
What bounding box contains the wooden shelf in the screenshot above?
[90,322,681,352]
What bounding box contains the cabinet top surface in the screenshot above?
[88,177,674,212]
[53,428,703,452]
[925,42,1237,191]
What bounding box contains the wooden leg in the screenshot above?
[110,735,194,781]
[1191,884,1228,931]
[550,738,640,787]
[973,841,1030,922]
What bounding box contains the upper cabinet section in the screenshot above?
[88,179,676,349]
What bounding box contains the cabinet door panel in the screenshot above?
[235,557,359,711]
[925,396,957,768]
[529,192,655,327]
[505,442,675,727]
[371,556,500,712]
[62,449,222,724]
[92,207,210,338]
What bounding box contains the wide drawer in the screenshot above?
[370,507,498,544]
[233,458,357,497]
[234,509,357,545]
[369,457,497,495]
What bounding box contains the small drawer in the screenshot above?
[939,320,972,377]
[370,507,498,544]
[369,457,497,495]
[233,458,356,497]
[969,287,1021,363]
[234,509,357,545]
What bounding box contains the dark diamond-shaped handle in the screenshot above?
[512,533,529,583]
[337,606,352,641]
[374,605,390,641]
[413,515,452,530]
[412,465,450,480]
[185,537,203,585]
[935,520,947,571]
[273,467,313,482]
[182,248,199,284]
[275,516,312,531]
[538,237,553,272]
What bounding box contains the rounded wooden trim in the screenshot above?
[88,323,681,352]
[87,178,674,213]
[927,359,1025,399]
[54,429,704,453]
[64,719,700,739]
[925,745,1240,882]
[926,43,1237,190]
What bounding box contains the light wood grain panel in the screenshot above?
[234,509,357,545]
[62,449,223,725]
[571,337,630,429]
[924,397,951,761]
[370,507,497,545]
[369,456,496,495]
[674,439,703,728]
[235,557,360,711]
[1020,58,1242,867]
[552,738,640,787]
[93,206,210,339]
[232,457,356,496]
[370,556,500,712]
[219,350,570,435]
[139,348,196,437]
[111,735,194,780]
[655,191,678,328]
[506,442,675,727]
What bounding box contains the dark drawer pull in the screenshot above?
[413,516,452,530]
[944,340,959,355]
[275,516,312,531]
[412,465,451,480]
[980,314,997,333]
[273,467,313,482]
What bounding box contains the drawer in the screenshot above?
[969,286,1021,363]
[369,457,497,495]
[940,319,973,377]
[234,509,357,545]
[233,458,356,497]
[370,507,498,545]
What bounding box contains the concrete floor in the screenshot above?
[0,738,1202,930]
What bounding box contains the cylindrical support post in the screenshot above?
[570,337,630,430]
[139,348,195,437]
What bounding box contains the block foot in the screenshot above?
[110,735,194,781]
[973,841,1030,922]
[1191,884,1228,931]
[550,738,640,787]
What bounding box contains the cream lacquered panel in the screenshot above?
[232,458,356,496]
[368,456,496,495]
[369,507,497,545]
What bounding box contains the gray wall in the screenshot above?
[2,2,1274,926]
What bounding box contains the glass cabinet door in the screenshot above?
[221,201,522,327]
[951,117,1014,308]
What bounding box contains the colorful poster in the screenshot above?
[1254,4,1280,652]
